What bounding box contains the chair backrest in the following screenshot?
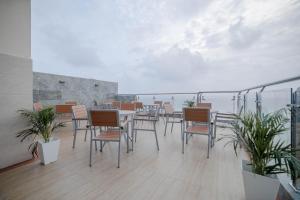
[154,101,162,107]
[33,102,43,111]
[183,107,210,123]
[112,101,121,109]
[65,101,77,105]
[196,103,212,109]
[72,105,88,119]
[56,104,73,114]
[89,110,119,127]
[164,103,174,114]
[103,99,114,104]
[164,101,171,105]
[120,102,136,111]
[132,101,143,110]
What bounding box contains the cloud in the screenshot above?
[229,17,261,49]
[143,46,207,81]
[44,26,104,68]
[31,0,300,93]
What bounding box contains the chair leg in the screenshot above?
[93,128,98,151]
[131,120,135,150]
[181,122,184,154]
[100,141,103,152]
[72,129,77,148]
[153,121,159,151]
[126,132,129,154]
[84,129,88,141]
[164,118,168,136]
[207,135,210,159]
[186,133,188,144]
[89,138,93,167]
[213,119,217,147]
[171,121,174,133]
[117,139,121,168]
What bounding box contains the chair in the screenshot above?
[154,100,164,122]
[120,102,136,111]
[88,109,127,168]
[196,103,212,109]
[132,101,144,112]
[33,102,43,111]
[132,105,160,150]
[112,101,121,109]
[213,106,243,147]
[55,104,74,122]
[71,105,89,148]
[164,104,182,136]
[154,101,162,107]
[181,107,212,158]
[65,101,77,105]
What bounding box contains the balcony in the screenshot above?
[0,76,300,200]
[0,119,245,200]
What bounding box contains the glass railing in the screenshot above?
[137,93,197,111]
[199,93,236,113]
[117,77,300,150]
[117,76,300,191]
[261,88,292,145]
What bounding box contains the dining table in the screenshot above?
[119,110,136,152]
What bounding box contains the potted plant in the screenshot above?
[17,107,65,165]
[184,100,195,107]
[221,110,300,200]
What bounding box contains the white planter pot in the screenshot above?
[242,160,280,200]
[38,139,60,165]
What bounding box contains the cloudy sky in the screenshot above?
[32,0,300,93]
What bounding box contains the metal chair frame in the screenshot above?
[163,104,182,136]
[181,107,213,158]
[132,105,160,151]
[71,105,89,148]
[88,109,128,168]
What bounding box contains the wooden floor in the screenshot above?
[0,119,245,200]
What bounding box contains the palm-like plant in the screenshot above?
[184,100,195,107]
[222,109,300,176]
[17,107,65,157]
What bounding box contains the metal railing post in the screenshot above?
[255,92,261,115]
[237,92,241,114]
[199,93,202,103]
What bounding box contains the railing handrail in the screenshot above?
[118,92,198,96]
[118,75,300,96]
[239,75,300,93]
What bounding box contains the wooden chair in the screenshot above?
[196,103,212,109]
[120,102,136,111]
[88,110,127,168]
[112,101,121,109]
[132,101,143,112]
[71,105,89,148]
[55,104,73,122]
[182,107,212,158]
[154,100,164,122]
[164,103,182,136]
[65,101,77,105]
[33,102,43,111]
[154,101,163,107]
[132,105,160,150]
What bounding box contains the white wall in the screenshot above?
[0,0,33,169]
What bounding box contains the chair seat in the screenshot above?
[94,130,121,141]
[186,125,209,134]
[135,111,149,116]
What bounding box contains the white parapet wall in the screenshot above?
[0,0,33,169]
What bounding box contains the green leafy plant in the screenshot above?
[17,107,65,157]
[184,100,195,107]
[221,109,300,176]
